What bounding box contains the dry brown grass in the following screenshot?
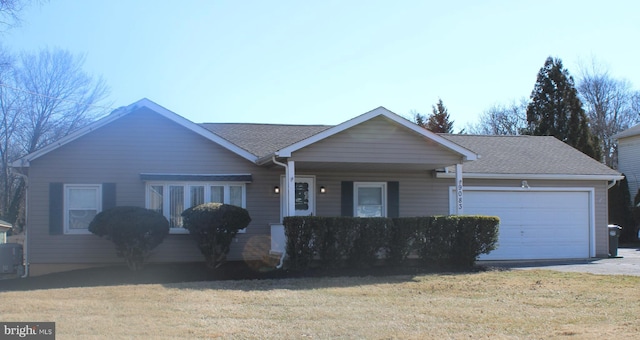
[1,270,639,339]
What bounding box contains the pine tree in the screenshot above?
[525,57,601,160]
[426,98,454,133]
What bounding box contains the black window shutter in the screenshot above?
[387,181,399,218]
[49,183,63,235]
[102,183,116,210]
[341,181,354,216]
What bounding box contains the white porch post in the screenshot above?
[455,163,464,215]
[286,160,296,217]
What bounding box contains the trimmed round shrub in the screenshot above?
[88,206,170,271]
[182,203,251,268]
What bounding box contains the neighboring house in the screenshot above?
[614,124,640,203]
[0,220,11,244]
[11,99,622,276]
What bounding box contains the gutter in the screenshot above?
[271,156,287,269]
[436,172,625,181]
[9,168,29,278]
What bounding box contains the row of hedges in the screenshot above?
[284,216,500,270]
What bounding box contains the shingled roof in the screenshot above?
[200,123,332,158]
[440,134,620,177]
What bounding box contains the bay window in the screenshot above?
[146,182,246,232]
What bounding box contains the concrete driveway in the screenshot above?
[481,247,640,276]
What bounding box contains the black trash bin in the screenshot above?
[608,224,622,258]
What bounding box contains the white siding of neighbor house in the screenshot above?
[617,135,640,203]
[26,107,282,266]
[290,116,462,167]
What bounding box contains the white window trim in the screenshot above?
[353,182,387,217]
[64,184,102,235]
[145,181,248,234]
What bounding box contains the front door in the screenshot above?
[281,176,315,218]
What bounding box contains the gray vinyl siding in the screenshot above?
[26,107,282,265]
[290,116,461,166]
[617,135,640,202]
[312,171,454,218]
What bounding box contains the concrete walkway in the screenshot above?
[481,247,640,276]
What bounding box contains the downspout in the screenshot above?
[271,155,287,269]
[10,168,29,278]
[607,179,618,190]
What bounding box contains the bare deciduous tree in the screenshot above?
[578,61,640,168]
[0,47,109,227]
[0,0,39,31]
[16,48,109,154]
[466,99,527,135]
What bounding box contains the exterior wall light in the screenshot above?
[320,186,326,194]
[274,186,280,194]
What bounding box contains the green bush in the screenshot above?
[415,216,454,265]
[387,217,420,265]
[88,206,170,271]
[348,218,390,268]
[283,215,500,270]
[182,203,251,268]
[283,216,316,270]
[450,215,500,267]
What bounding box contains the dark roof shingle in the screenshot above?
[200,123,332,158]
[440,134,620,176]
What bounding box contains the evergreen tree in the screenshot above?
[525,57,601,160]
[427,98,454,133]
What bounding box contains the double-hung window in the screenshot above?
[64,184,102,234]
[354,182,387,217]
[146,182,246,233]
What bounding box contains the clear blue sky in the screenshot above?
[4,0,639,129]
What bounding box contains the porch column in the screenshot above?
[455,163,464,215]
[286,160,296,217]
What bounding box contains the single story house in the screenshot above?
[614,123,640,203]
[12,99,622,276]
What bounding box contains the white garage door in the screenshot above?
[456,189,591,260]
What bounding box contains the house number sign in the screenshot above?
[456,179,463,212]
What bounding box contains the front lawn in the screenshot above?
[1,270,638,338]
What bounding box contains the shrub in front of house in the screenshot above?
[347,218,390,268]
[283,215,500,270]
[449,215,500,267]
[386,217,420,265]
[88,206,170,271]
[181,203,251,268]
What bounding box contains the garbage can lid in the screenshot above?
[608,224,622,230]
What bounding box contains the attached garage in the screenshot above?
[450,187,594,260]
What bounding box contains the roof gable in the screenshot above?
[270,106,478,162]
[12,98,257,167]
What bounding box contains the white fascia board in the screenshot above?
[275,106,478,161]
[436,172,624,181]
[11,98,258,168]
